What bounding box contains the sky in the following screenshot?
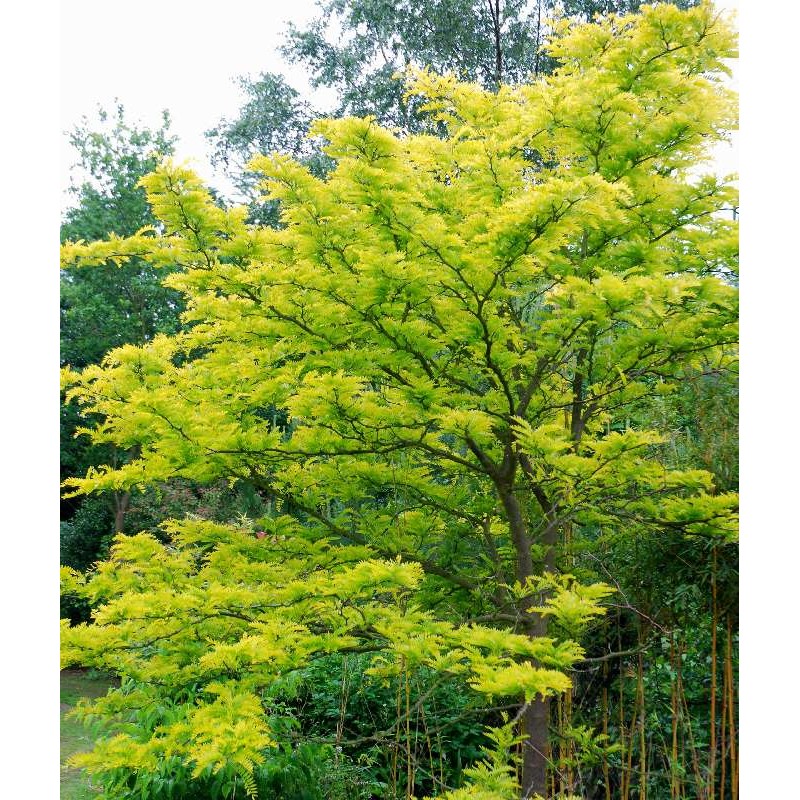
[60,0,336,198]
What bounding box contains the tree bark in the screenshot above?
[486,0,503,86]
[521,698,551,798]
[499,476,559,798]
[113,490,130,534]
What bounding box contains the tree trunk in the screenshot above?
[487,0,503,86]
[110,445,137,535]
[520,601,553,797]
[113,490,130,534]
[500,482,559,798]
[521,698,551,798]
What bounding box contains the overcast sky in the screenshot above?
[60,0,738,199]
[60,0,335,196]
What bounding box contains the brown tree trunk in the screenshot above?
[113,490,130,534]
[519,609,553,797]
[503,483,558,799]
[486,0,503,86]
[521,698,551,798]
[110,445,137,535]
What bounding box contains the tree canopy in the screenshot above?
[208,0,700,208]
[61,4,737,798]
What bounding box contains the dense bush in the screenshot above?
[60,496,114,623]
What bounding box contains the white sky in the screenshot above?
[60,0,336,197]
[60,0,738,200]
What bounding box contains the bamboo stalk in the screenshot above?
[671,636,679,800]
[620,683,629,799]
[619,612,631,800]
[416,678,439,795]
[406,664,413,798]
[623,665,639,800]
[392,665,402,799]
[709,548,718,798]
[602,696,611,800]
[678,664,684,800]
[336,655,349,744]
[726,617,737,800]
[566,686,574,793]
[602,660,611,800]
[638,650,647,800]
[557,692,564,796]
[719,642,727,800]
[679,667,706,800]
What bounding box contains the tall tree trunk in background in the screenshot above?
[487,0,503,85]
[110,445,138,534]
[113,490,130,534]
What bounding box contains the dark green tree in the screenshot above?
[61,104,182,367]
[205,74,321,209]
[61,105,184,559]
[205,72,336,224]
[282,0,551,129]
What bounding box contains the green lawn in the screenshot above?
[60,669,118,799]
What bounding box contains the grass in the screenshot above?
[61,669,118,799]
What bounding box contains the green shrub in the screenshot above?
[60,496,114,622]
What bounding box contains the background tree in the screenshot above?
[60,105,183,585]
[61,104,182,365]
[60,106,292,618]
[281,0,696,128]
[205,72,332,224]
[206,1,697,222]
[283,0,549,129]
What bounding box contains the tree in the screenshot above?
[61,4,737,797]
[61,103,182,367]
[283,0,545,129]
[60,105,309,608]
[207,1,698,216]
[61,105,183,549]
[205,72,329,221]
[281,0,697,129]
